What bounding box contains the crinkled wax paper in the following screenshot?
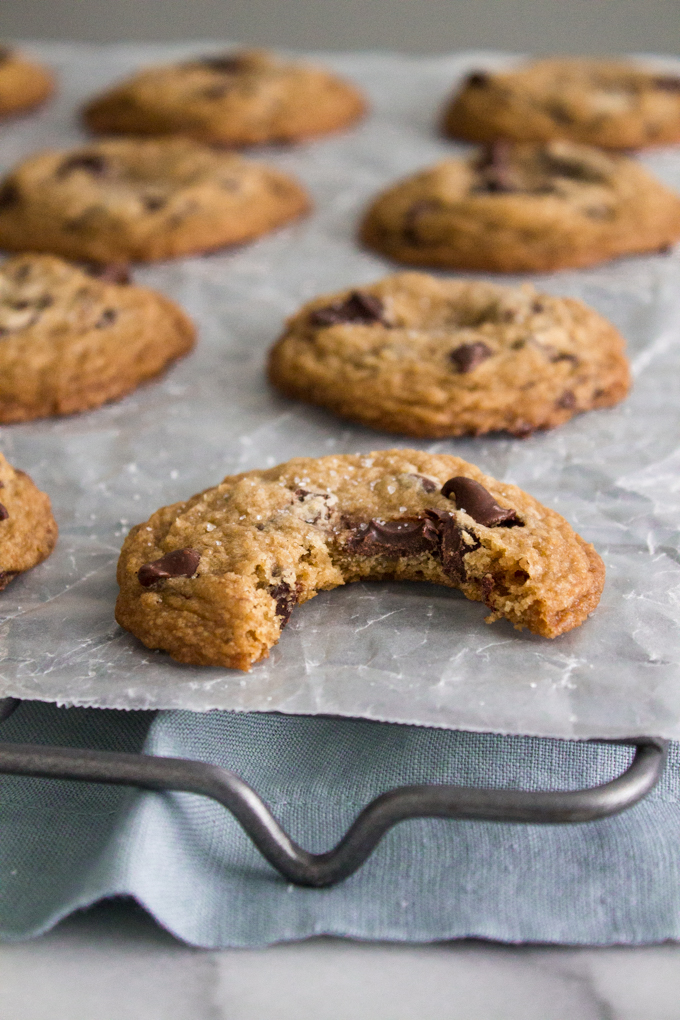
[1,43,680,739]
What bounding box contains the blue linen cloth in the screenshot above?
[0,700,678,948]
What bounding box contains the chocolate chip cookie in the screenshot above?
[0,45,54,120]
[360,140,680,272]
[267,272,630,438]
[0,451,57,590]
[115,450,605,669]
[0,254,195,422]
[443,58,680,150]
[83,49,367,146]
[0,137,311,263]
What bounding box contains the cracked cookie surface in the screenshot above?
[0,137,310,263]
[361,140,680,272]
[115,449,605,670]
[443,58,680,150]
[268,272,630,438]
[0,254,195,422]
[0,45,54,119]
[0,452,57,590]
[83,49,367,146]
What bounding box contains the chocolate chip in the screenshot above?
[56,153,108,179]
[481,573,495,603]
[347,517,440,557]
[441,476,521,527]
[0,181,20,212]
[424,508,471,581]
[552,352,579,365]
[466,71,489,88]
[0,47,12,65]
[0,503,9,521]
[556,390,576,409]
[143,194,167,212]
[540,152,606,185]
[310,291,386,328]
[450,341,492,373]
[532,301,545,314]
[199,54,244,73]
[652,76,680,92]
[269,581,299,626]
[82,262,130,284]
[138,548,201,587]
[408,474,438,493]
[403,199,441,245]
[95,308,117,328]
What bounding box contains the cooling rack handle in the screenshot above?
[0,697,668,887]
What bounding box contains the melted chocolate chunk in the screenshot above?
[269,581,298,625]
[348,517,439,557]
[56,153,108,179]
[0,502,9,521]
[310,291,386,328]
[450,341,492,373]
[466,71,489,88]
[556,390,576,409]
[403,199,441,244]
[424,508,472,581]
[95,308,117,328]
[441,476,521,527]
[0,181,20,212]
[547,103,574,125]
[199,54,244,73]
[552,352,578,365]
[652,76,680,92]
[408,473,438,493]
[138,548,201,587]
[82,262,130,284]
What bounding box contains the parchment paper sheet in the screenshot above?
[2,43,680,739]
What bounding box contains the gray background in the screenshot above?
[4,0,680,53]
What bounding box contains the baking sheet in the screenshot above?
[1,43,680,739]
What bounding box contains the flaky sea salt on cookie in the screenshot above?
[83,49,367,146]
[116,450,605,670]
[268,272,630,438]
[0,452,57,590]
[360,140,680,272]
[0,254,196,422]
[0,137,310,263]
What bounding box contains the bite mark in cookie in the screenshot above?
[115,450,605,669]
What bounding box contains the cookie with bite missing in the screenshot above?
[0,451,57,590]
[115,449,605,670]
[0,45,54,120]
[268,272,630,438]
[0,137,310,263]
[443,58,680,150]
[360,140,680,272]
[0,254,195,422]
[84,48,367,146]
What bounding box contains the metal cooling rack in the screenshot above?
[0,695,667,887]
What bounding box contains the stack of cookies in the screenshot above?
[1,45,678,672]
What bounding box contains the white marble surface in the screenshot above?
[1,900,679,1020]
